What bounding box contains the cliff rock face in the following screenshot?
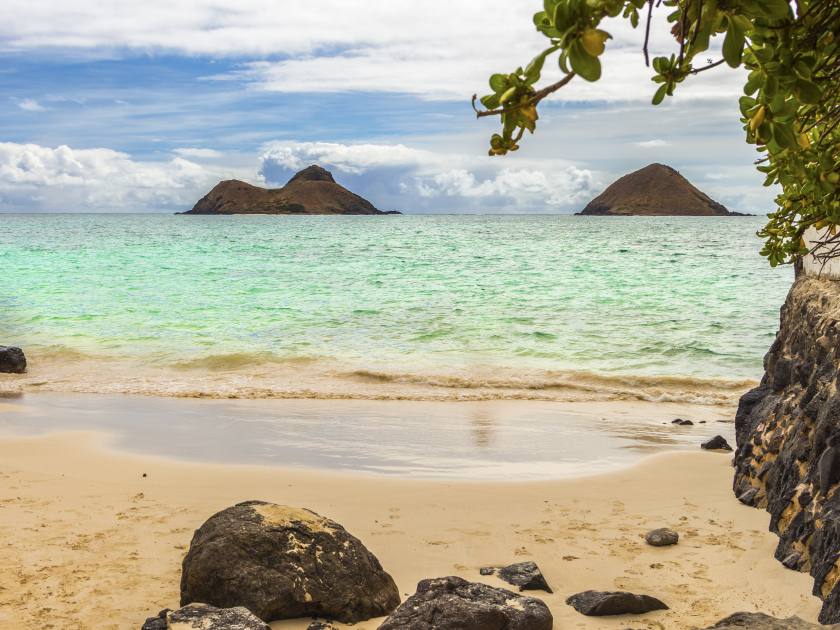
[734,276,840,623]
[184,165,399,215]
[577,163,740,216]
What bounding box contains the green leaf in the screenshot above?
[652,83,668,105]
[500,87,518,104]
[480,94,501,109]
[489,74,509,92]
[794,79,821,104]
[568,41,602,82]
[722,18,746,68]
[524,46,560,84]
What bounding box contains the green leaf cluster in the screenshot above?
[477,0,839,267]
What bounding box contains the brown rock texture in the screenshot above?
[183,165,399,215]
[577,163,739,216]
[733,275,840,624]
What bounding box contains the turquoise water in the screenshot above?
[0,214,792,401]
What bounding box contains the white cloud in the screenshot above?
[259,140,600,212]
[14,98,47,112]
[0,0,744,102]
[635,139,671,148]
[173,147,223,159]
[0,142,248,212]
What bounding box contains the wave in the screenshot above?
[0,348,757,406]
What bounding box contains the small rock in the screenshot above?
[180,501,400,623]
[645,528,679,547]
[378,576,553,630]
[671,418,694,426]
[140,604,269,630]
[307,623,338,630]
[566,590,668,616]
[479,561,552,593]
[702,435,733,451]
[701,611,829,628]
[0,346,26,374]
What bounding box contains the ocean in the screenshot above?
[1,213,792,404]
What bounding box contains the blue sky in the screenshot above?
[0,0,773,214]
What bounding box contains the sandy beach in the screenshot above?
[0,423,821,629]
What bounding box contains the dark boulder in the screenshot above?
[701,611,836,628]
[378,576,553,630]
[479,561,552,593]
[702,435,733,451]
[180,501,400,623]
[565,590,668,616]
[0,346,26,373]
[141,604,269,630]
[672,418,694,425]
[645,528,679,547]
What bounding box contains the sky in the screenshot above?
[0,0,774,214]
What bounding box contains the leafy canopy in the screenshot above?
[475,0,839,266]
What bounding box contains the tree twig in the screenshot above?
[689,58,725,74]
[473,73,576,118]
[643,0,655,66]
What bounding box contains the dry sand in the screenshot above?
[0,428,821,630]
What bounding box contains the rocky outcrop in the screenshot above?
[183,165,400,215]
[576,163,747,216]
[0,346,26,373]
[565,590,668,616]
[141,604,269,630]
[180,501,400,623]
[702,612,840,629]
[378,576,553,630]
[734,276,840,623]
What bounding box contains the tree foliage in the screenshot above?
[475,0,839,266]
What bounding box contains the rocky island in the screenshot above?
[577,163,749,216]
[182,165,399,215]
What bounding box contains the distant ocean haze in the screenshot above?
[0,213,792,403]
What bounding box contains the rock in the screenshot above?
[701,611,836,628]
[702,435,733,451]
[180,501,400,623]
[565,590,668,616]
[672,418,694,425]
[576,163,745,216]
[645,528,679,547]
[479,561,552,593]
[183,165,400,215]
[306,623,337,630]
[140,604,269,630]
[0,346,26,373]
[378,576,553,630]
[782,552,803,570]
[732,277,840,623]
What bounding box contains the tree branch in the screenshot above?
[689,58,726,74]
[643,0,655,66]
[473,73,576,118]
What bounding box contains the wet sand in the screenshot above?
[0,393,735,479]
[0,426,821,629]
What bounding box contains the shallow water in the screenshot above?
[1,214,792,401]
[0,393,734,479]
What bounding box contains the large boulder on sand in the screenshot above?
[566,590,668,616]
[180,501,400,623]
[378,576,553,630]
[141,603,269,629]
[0,346,26,373]
[702,612,840,629]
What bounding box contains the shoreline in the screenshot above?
[0,428,821,629]
[0,392,736,479]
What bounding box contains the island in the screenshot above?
[182,165,400,215]
[576,163,750,216]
